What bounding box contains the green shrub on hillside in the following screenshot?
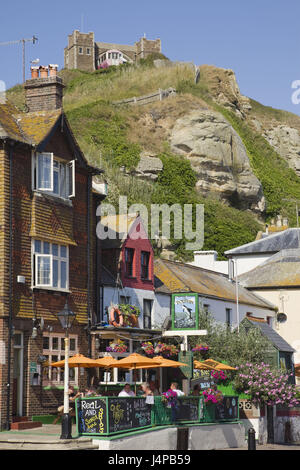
[66,102,140,171]
[217,106,300,224]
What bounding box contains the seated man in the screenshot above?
[118,383,135,397]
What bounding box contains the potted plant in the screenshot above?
[106,339,128,353]
[118,304,141,327]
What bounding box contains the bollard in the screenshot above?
[248,427,256,450]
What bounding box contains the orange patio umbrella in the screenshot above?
[50,353,102,369]
[129,355,187,369]
[94,356,119,368]
[201,359,237,370]
[194,360,215,370]
[114,353,161,369]
[113,353,161,393]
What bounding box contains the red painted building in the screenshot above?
[91,214,160,389]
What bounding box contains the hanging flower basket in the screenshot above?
[106,339,128,353]
[140,341,179,358]
[141,341,155,357]
[154,342,179,358]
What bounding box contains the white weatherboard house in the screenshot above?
[190,227,300,277]
[238,249,300,382]
[154,258,276,329]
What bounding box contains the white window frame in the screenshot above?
[67,160,76,198]
[35,254,52,288]
[32,153,75,199]
[32,240,69,291]
[42,332,78,386]
[34,152,54,192]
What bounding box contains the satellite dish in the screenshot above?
[277,312,287,323]
[162,316,172,331]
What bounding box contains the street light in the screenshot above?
[57,301,76,440]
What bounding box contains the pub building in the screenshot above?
[0,64,105,430]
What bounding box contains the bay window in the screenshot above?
[32,239,69,290]
[32,152,75,198]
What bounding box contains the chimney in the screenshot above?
[24,64,64,112]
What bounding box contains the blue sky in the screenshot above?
[1,0,300,114]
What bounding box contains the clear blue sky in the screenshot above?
[1,0,300,114]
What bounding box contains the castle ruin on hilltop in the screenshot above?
[64,30,162,72]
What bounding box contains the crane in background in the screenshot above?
[0,35,38,83]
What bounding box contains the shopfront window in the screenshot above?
[42,333,78,386]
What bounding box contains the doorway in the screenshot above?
[12,332,24,417]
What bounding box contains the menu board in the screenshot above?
[215,396,239,421]
[108,397,152,433]
[76,398,107,434]
[192,369,215,390]
[176,397,199,422]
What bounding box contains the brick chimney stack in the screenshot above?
[24,64,64,112]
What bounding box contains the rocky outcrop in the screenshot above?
[170,109,265,213]
[262,125,300,175]
[135,152,163,180]
[199,65,252,118]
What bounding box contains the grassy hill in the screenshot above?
[8,60,300,259]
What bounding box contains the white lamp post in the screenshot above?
[57,301,76,439]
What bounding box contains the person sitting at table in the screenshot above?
[149,380,160,396]
[170,382,185,397]
[84,385,97,397]
[192,384,201,396]
[118,383,135,397]
[141,382,153,397]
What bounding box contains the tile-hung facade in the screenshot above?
[0,65,103,429]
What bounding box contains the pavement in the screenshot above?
[0,424,99,450]
[1,425,300,450]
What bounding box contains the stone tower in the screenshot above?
[64,30,95,72]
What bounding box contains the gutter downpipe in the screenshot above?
[87,173,92,359]
[6,142,13,430]
[235,259,240,333]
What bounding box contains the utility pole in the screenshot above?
[0,35,38,83]
[282,198,300,248]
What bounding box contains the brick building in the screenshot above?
[64,30,162,72]
[0,64,104,429]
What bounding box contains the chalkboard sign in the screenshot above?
[76,397,107,435]
[215,396,238,421]
[192,370,215,390]
[108,397,151,433]
[176,397,199,422]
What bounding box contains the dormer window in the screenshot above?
[32,152,75,198]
